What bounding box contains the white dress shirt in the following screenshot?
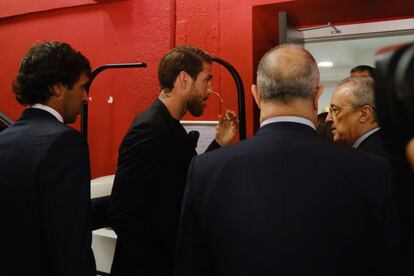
[30,103,64,123]
[261,115,316,130]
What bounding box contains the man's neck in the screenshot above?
[358,121,379,137]
[158,91,187,120]
[259,100,317,126]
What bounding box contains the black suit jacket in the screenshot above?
[357,129,390,158]
[176,122,400,276]
[359,130,414,272]
[109,99,218,276]
[0,108,95,276]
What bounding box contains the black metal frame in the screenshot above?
[212,57,246,140]
[81,63,147,138]
[0,112,13,126]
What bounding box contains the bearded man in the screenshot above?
[108,45,238,276]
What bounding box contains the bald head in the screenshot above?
[257,44,320,103]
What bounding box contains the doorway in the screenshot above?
[305,33,414,112]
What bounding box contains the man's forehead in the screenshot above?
[333,84,354,102]
[335,82,354,95]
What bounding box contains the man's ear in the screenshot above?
[313,85,325,110]
[49,83,64,97]
[175,71,191,91]
[251,84,261,109]
[359,105,374,123]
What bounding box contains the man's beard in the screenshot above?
[187,98,204,117]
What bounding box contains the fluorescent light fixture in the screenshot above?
[318,61,333,67]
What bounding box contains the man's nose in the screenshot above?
[325,112,333,123]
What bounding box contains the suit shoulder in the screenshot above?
[32,115,83,142]
[37,128,86,162]
[122,106,172,145]
[195,134,391,172]
[319,141,393,187]
[2,116,84,146]
[334,141,389,164]
[193,137,253,165]
[52,126,84,144]
[131,104,169,129]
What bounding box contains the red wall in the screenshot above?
[0,0,174,178]
[1,0,414,178]
[0,0,97,18]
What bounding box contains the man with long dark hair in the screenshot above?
[0,41,96,276]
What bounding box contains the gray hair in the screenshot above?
[256,44,320,103]
[337,77,375,108]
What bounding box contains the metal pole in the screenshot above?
[212,57,246,140]
[81,63,147,139]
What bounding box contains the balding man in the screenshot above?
[175,44,400,275]
[326,77,389,157]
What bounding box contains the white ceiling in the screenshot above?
[304,33,414,112]
[305,33,414,82]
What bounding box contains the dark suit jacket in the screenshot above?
[359,129,414,272]
[109,99,218,276]
[0,108,95,276]
[176,122,400,276]
[357,129,390,158]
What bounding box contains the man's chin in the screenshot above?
[188,104,205,117]
[332,136,342,143]
[189,110,203,117]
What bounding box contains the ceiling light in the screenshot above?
[318,61,333,67]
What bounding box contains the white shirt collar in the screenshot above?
[260,116,316,130]
[353,127,380,148]
[29,104,64,123]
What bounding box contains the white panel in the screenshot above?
[181,121,218,154]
